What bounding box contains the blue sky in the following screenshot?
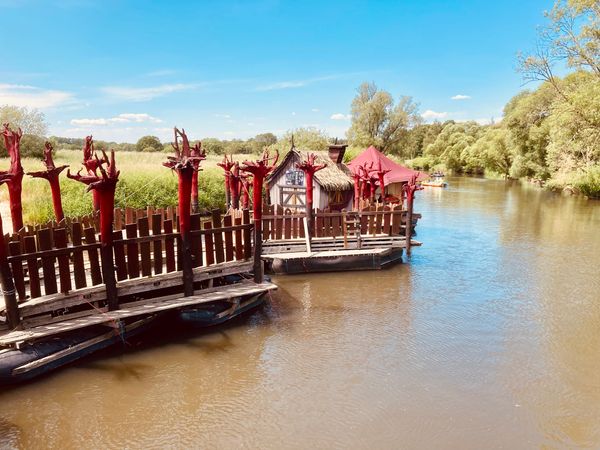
[0,0,550,143]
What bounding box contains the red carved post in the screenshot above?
[190,141,206,214]
[27,142,68,222]
[69,150,120,310]
[164,128,204,296]
[229,162,241,210]
[241,150,278,283]
[352,173,361,211]
[1,124,24,231]
[403,173,422,256]
[240,174,251,210]
[0,173,19,328]
[79,136,104,212]
[375,162,391,204]
[217,155,234,210]
[296,153,326,239]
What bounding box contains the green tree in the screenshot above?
[346,82,421,153]
[136,135,162,152]
[469,127,513,177]
[0,105,48,158]
[280,127,330,152]
[424,121,484,172]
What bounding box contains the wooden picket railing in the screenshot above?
[2,209,254,326]
[260,204,417,241]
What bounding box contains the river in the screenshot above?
[0,176,599,449]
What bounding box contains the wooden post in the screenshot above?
[217,155,234,210]
[164,128,204,296]
[1,124,25,231]
[0,212,19,328]
[296,153,326,242]
[68,149,120,310]
[403,173,422,257]
[241,150,279,284]
[27,142,69,222]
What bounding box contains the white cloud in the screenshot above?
[214,113,231,119]
[311,108,319,112]
[145,69,176,77]
[0,83,73,109]
[101,83,194,101]
[70,113,162,126]
[421,110,448,120]
[451,94,471,100]
[254,74,341,92]
[291,112,296,116]
[330,113,351,121]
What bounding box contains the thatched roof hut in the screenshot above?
[266,146,354,211]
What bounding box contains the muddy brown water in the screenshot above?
[1,177,599,449]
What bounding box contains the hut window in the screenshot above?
[285,169,304,186]
[328,190,344,204]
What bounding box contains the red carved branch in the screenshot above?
[240,149,278,222]
[1,124,24,231]
[296,152,326,219]
[27,142,69,221]
[217,155,235,209]
[190,141,206,213]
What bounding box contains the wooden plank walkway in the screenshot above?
[0,281,277,345]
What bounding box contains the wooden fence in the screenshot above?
[260,204,415,241]
[3,208,253,306]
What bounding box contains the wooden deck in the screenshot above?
[0,281,277,345]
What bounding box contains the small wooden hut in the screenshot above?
[267,144,354,211]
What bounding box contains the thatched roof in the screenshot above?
[268,148,354,191]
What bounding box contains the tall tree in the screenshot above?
[347,82,421,153]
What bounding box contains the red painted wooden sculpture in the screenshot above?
[69,149,120,310]
[402,173,422,256]
[375,162,391,204]
[229,162,242,210]
[0,172,19,327]
[352,172,362,211]
[164,127,204,296]
[27,142,68,222]
[67,136,105,211]
[296,153,326,237]
[190,141,206,213]
[0,124,25,231]
[240,173,251,210]
[241,149,278,283]
[217,155,235,210]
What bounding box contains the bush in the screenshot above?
[136,135,162,152]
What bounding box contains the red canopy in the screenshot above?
[347,146,426,185]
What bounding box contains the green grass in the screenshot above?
[0,149,246,224]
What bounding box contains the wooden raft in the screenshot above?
[0,281,277,345]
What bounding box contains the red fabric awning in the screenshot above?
[347,146,426,185]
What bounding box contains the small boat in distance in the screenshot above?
[421,171,447,188]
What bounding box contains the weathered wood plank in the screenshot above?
[234,216,244,260]
[164,219,176,272]
[53,228,72,294]
[204,222,214,266]
[152,213,163,275]
[113,230,128,281]
[223,215,234,262]
[71,223,87,289]
[138,217,152,277]
[83,227,102,286]
[212,209,225,264]
[23,235,41,298]
[125,223,140,278]
[8,241,26,302]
